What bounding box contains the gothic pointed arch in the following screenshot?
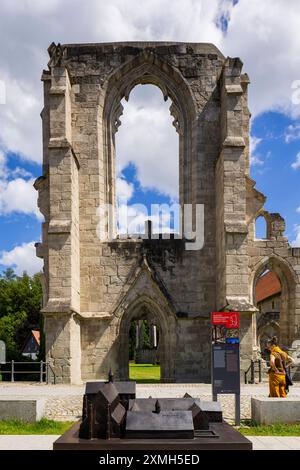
[116,293,177,383]
[251,255,297,345]
[113,253,178,320]
[113,254,177,382]
[99,51,197,233]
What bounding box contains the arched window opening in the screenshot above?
[255,215,267,240]
[128,318,160,383]
[254,269,282,357]
[115,84,179,237]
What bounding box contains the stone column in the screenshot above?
[216,58,257,372]
[218,58,249,306]
[149,324,157,348]
[41,47,81,384]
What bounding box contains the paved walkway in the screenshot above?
[0,435,60,450]
[249,436,300,450]
[1,382,300,422]
[1,382,300,450]
[0,435,300,450]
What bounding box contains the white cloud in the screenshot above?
[250,136,262,154]
[291,152,300,170]
[0,150,6,178]
[9,167,33,179]
[117,203,174,235]
[0,149,41,219]
[0,0,224,164]
[222,0,300,118]
[291,225,300,247]
[116,176,134,203]
[285,124,300,143]
[296,206,300,214]
[1,0,300,240]
[1,0,300,169]
[250,155,264,167]
[116,85,179,199]
[0,177,41,218]
[0,241,43,276]
[0,70,42,164]
[1,0,61,15]
[249,135,264,166]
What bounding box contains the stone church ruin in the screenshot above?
[35,41,300,384]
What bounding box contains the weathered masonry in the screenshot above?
[35,42,300,384]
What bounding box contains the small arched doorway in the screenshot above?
[255,269,281,355]
[117,296,175,383]
[129,314,161,383]
[252,256,296,352]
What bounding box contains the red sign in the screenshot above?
[211,312,240,329]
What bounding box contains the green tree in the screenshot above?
[142,320,151,349]
[129,320,136,361]
[0,269,43,360]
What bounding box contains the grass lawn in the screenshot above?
[0,418,75,435]
[129,363,161,383]
[239,420,300,436]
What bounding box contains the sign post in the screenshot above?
[0,341,5,364]
[0,341,6,382]
[211,312,240,426]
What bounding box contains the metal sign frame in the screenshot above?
[211,313,241,426]
[0,340,6,364]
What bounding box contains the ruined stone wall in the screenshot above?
[248,238,300,346]
[36,41,300,384]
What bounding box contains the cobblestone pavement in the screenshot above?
[44,394,247,422]
[1,382,300,422]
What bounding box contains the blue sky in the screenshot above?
[251,112,300,241]
[0,153,41,248]
[0,0,299,275]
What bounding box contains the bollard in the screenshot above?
[258,359,262,383]
[250,359,254,384]
[11,360,14,382]
[40,361,43,383]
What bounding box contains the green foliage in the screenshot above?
[239,420,300,436]
[142,320,151,349]
[0,311,26,358]
[129,363,160,383]
[0,269,43,360]
[0,418,74,435]
[129,320,136,360]
[129,319,153,360]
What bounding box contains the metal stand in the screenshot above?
[212,392,240,426]
[235,392,240,426]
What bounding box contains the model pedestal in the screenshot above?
[53,420,252,450]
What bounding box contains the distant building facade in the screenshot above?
[255,271,281,352]
[22,330,40,360]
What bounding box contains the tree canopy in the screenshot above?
[0,269,43,360]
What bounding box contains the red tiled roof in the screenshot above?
[255,271,281,303]
[32,330,40,345]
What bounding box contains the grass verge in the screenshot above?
[239,420,300,436]
[129,363,161,383]
[0,418,75,435]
